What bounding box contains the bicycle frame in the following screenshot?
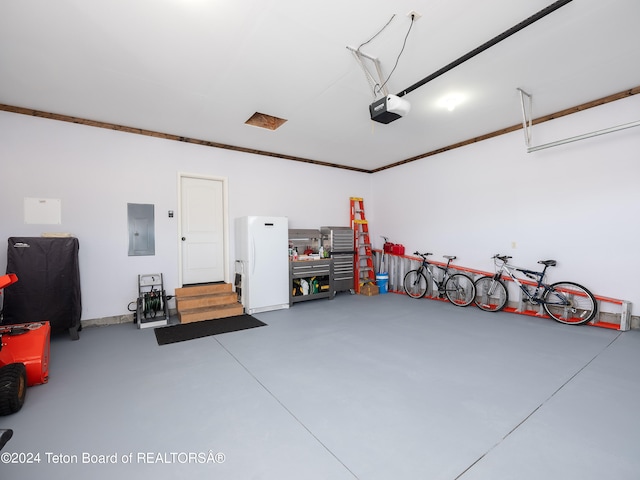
[419,258,453,291]
[495,262,551,304]
[494,260,577,306]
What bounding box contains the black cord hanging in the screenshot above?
[375,15,416,96]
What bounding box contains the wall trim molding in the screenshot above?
[1,85,638,174]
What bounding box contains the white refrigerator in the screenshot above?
[235,216,290,314]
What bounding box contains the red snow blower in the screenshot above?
[0,273,50,415]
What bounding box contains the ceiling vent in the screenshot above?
[245,112,287,131]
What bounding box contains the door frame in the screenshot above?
[177,172,230,286]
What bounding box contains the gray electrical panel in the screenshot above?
[128,203,155,256]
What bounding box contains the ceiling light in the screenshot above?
[437,93,466,111]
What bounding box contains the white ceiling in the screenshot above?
[1,0,639,172]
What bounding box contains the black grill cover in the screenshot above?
[3,237,81,340]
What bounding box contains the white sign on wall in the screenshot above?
[24,197,62,225]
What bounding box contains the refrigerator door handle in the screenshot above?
[235,260,245,274]
[250,236,256,275]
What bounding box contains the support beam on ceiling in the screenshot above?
[517,88,533,147]
[526,120,640,153]
[517,88,640,153]
[347,46,389,98]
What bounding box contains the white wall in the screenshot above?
[0,112,372,320]
[2,94,638,322]
[370,94,640,316]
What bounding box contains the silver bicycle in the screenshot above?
[474,254,597,325]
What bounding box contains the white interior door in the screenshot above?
[180,175,226,285]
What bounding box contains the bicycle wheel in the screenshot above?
[543,281,597,325]
[474,276,508,312]
[444,273,476,307]
[403,270,431,299]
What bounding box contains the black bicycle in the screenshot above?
[403,252,476,306]
[474,254,597,325]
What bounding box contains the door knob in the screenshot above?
[181,237,186,241]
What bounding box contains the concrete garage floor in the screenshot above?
[1,292,639,480]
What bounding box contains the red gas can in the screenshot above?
[392,244,405,255]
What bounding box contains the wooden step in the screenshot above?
[176,291,238,310]
[175,283,244,324]
[178,303,244,324]
[175,283,232,298]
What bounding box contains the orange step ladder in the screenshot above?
[350,197,376,293]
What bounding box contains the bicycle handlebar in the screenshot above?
[493,254,556,268]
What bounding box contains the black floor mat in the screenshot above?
[154,314,266,345]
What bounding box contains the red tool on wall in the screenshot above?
[0,273,50,415]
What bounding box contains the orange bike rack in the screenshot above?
[375,250,632,331]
